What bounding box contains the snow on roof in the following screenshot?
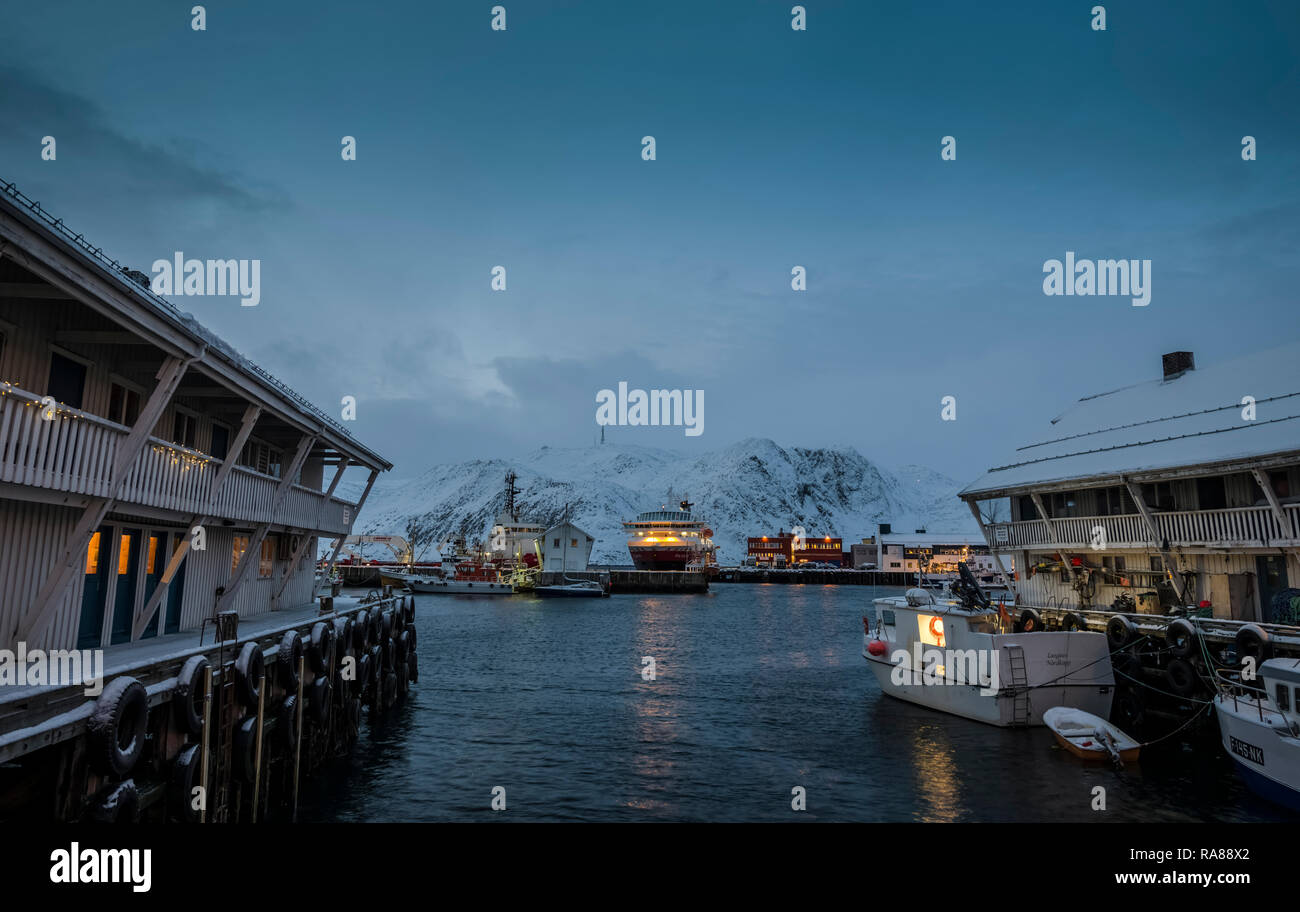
[877,532,988,546]
[961,341,1300,497]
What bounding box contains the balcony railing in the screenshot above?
[0,384,356,535]
[991,503,1300,551]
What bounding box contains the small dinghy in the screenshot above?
[1043,706,1141,765]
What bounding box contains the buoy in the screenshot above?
[867,640,888,657]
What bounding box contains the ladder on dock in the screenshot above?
[1005,644,1030,727]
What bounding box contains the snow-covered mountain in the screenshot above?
[341,438,977,564]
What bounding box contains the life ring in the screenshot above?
[170,744,201,823]
[1166,658,1199,697]
[234,642,264,709]
[1164,618,1199,659]
[1061,612,1086,632]
[1236,624,1273,667]
[1106,614,1136,650]
[173,655,209,736]
[234,715,258,782]
[278,630,303,691]
[1018,609,1042,633]
[92,779,139,823]
[88,676,149,777]
[308,621,334,675]
[277,695,299,750]
[311,675,333,726]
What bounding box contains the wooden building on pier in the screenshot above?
[0,180,392,652]
[961,348,1300,622]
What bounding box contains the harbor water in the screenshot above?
[300,585,1290,822]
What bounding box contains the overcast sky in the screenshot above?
[2,0,1296,483]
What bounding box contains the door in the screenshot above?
[164,536,187,634]
[77,527,111,649]
[110,528,141,645]
[1258,555,1291,623]
[1228,573,1256,621]
[139,533,164,639]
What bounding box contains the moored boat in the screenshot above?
[623,499,717,571]
[1216,660,1300,813]
[1043,706,1141,764]
[535,578,608,598]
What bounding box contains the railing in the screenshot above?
[991,504,1300,550]
[0,385,357,535]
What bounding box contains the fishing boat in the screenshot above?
[1043,706,1141,764]
[863,563,1115,726]
[535,577,608,598]
[388,557,513,596]
[1215,660,1300,813]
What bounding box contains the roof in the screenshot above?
[0,179,391,471]
[878,533,988,547]
[961,342,1300,498]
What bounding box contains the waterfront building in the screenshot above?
[961,349,1300,620]
[746,529,844,566]
[537,521,594,572]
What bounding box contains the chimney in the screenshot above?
[878,522,891,535]
[1162,351,1195,380]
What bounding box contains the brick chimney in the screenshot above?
[1162,351,1195,380]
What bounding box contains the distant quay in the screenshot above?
[715,567,916,586]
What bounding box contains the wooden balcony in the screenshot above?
[0,384,355,535]
[991,503,1300,551]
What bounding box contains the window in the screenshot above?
[553,538,560,547]
[85,531,101,574]
[1276,684,1291,713]
[117,534,132,575]
[146,535,159,574]
[47,351,86,409]
[232,535,250,574]
[259,537,275,579]
[210,424,230,462]
[1196,476,1227,511]
[108,381,141,426]
[1269,471,1291,500]
[1141,482,1175,511]
[172,411,197,449]
[571,538,578,548]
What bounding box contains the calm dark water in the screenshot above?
[300,585,1289,822]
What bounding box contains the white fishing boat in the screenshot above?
[863,564,1115,726]
[1043,706,1141,764]
[1216,660,1300,813]
[535,578,608,598]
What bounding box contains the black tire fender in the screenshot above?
[234,642,264,709]
[311,675,333,726]
[1236,623,1273,667]
[170,743,201,823]
[278,630,303,691]
[1107,614,1136,650]
[1166,657,1199,696]
[278,694,299,750]
[1019,608,1042,632]
[173,655,209,737]
[234,715,258,782]
[87,676,149,777]
[92,779,139,823]
[408,650,419,684]
[1061,612,1086,632]
[309,621,334,675]
[1165,617,1199,659]
[353,609,371,652]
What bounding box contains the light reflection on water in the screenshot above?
[299,584,1291,822]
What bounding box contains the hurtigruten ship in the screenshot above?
[623,499,717,570]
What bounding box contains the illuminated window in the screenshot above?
[117,534,132,575]
[232,535,250,574]
[571,538,578,548]
[146,536,159,574]
[85,532,101,574]
[259,537,275,579]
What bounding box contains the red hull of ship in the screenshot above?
[628,547,697,571]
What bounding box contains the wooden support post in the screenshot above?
[1029,492,1075,582]
[134,404,262,638]
[292,654,305,823]
[965,498,1017,598]
[275,456,351,602]
[1252,468,1293,540]
[199,664,213,824]
[20,354,193,645]
[251,670,265,822]
[320,467,380,584]
[1124,478,1189,604]
[214,434,316,613]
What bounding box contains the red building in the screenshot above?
[746,529,843,567]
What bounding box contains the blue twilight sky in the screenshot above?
[1,0,1297,482]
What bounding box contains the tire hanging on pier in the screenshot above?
[354,610,371,652]
[234,716,258,782]
[1164,618,1199,659]
[173,655,209,736]
[87,675,149,777]
[235,642,264,709]
[1115,686,1146,730]
[311,675,333,726]
[1018,608,1042,633]
[408,650,419,684]
[1166,658,1199,697]
[92,779,139,823]
[279,630,303,691]
[1060,612,1086,632]
[1236,624,1273,668]
[278,695,299,750]
[309,621,335,675]
[1107,614,1137,650]
[170,744,201,823]
[334,616,353,660]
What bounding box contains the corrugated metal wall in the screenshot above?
[0,498,83,651]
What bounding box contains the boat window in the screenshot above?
[880,609,896,626]
[1276,683,1291,713]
